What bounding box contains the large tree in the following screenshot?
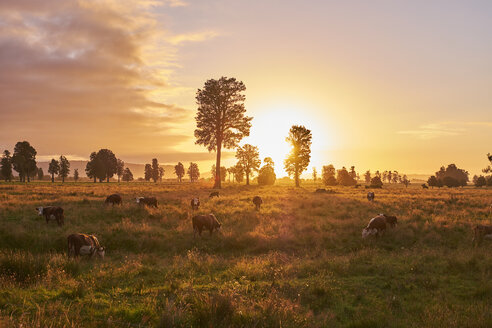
[0,150,13,182]
[12,141,37,182]
[337,167,357,186]
[144,164,152,181]
[151,158,160,182]
[235,144,260,185]
[187,162,200,182]
[122,167,134,182]
[284,125,312,187]
[59,155,70,183]
[86,149,116,182]
[194,77,252,189]
[85,152,99,182]
[174,162,185,182]
[48,159,60,183]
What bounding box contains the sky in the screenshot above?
[0,0,491,177]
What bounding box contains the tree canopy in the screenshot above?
[12,141,37,182]
[235,144,260,185]
[284,125,312,187]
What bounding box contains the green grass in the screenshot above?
[0,181,491,327]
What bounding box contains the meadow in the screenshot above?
[0,181,491,327]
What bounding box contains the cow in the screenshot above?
[367,192,375,202]
[422,184,429,189]
[191,197,200,211]
[362,214,398,238]
[253,196,263,211]
[315,188,327,193]
[209,191,219,198]
[473,225,492,246]
[36,206,64,226]
[105,194,122,206]
[136,197,158,208]
[67,233,105,259]
[192,214,221,238]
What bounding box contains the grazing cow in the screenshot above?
[192,214,221,238]
[191,197,200,211]
[136,197,158,208]
[421,184,429,189]
[209,191,219,198]
[315,188,327,193]
[253,196,263,211]
[473,225,492,246]
[362,214,398,238]
[105,194,122,206]
[67,233,105,259]
[36,206,64,226]
[367,192,375,202]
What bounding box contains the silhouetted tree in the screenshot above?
[12,141,37,182]
[364,170,371,184]
[231,163,244,183]
[73,169,79,182]
[116,159,124,183]
[427,175,438,188]
[187,162,200,182]
[483,153,491,174]
[434,164,469,187]
[284,125,312,187]
[59,155,70,183]
[337,167,357,186]
[322,165,337,186]
[387,171,393,184]
[236,144,260,185]
[392,171,399,184]
[258,157,276,186]
[370,176,383,188]
[144,164,152,181]
[122,168,133,182]
[349,166,357,181]
[85,152,99,183]
[1,150,13,182]
[312,167,317,182]
[195,77,252,189]
[37,167,44,180]
[159,167,165,182]
[400,175,410,187]
[86,149,117,182]
[212,165,227,183]
[48,159,60,183]
[151,158,160,182]
[382,171,388,183]
[473,175,486,187]
[174,162,185,182]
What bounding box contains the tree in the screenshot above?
[48,159,60,183]
[434,164,469,187]
[284,125,312,187]
[85,152,99,183]
[1,150,13,182]
[187,162,200,182]
[122,168,134,182]
[144,164,152,181]
[370,176,383,188]
[322,165,337,186]
[194,77,253,189]
[364,170,371,184]
[37,167,44,180]
[483,153,492,174]
[12,141,37,182]
[337,167,357,186]
[349,166,357,181]
[116,159,124,183]
[236,144,260,185]
[86,149,117,182]
[427,175,438,188]
[473,175,487,187]
[159,167,165,182]
[59,155,70,183]
[312,167,317,182]
[231,164,244,183]
[73,169,79,182]
[258,157,276,186]
[174,162,185,182]
[151,158,160,182]
[400,175,410,187]
[382,171,388,183]
[29,167,37,181]
[392,171,399,184]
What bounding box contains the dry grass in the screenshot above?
[0,181,491,327]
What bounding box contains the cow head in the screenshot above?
[35,207,43,215]
[96,246,105,259]
[362,228,378,238]
[136,197,143,204]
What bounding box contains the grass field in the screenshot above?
[0,181,491,327]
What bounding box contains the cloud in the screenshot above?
[166,30,220,45]
[0,0,209,161]
[398,121,491,139]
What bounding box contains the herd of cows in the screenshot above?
[33,190,492,260]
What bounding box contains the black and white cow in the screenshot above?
[362,214,398,238]
[36,206,64,226]
[136,197,158,208]
[67,233,105,259]
[191,197,200,211]
[367,192,375,202]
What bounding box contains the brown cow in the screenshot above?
[105,194,122,206]
[473,225,492,246]
[192,214,221,238]
[67,233,105,259]
[136,197,158,208]
[362,214,398,238]
[209,191,219,198]
[253,196,263,211]
[36,206,64,226]
[191,197,200,211]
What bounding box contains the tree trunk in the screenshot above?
[246,171,250,185]
[62,177,65,183]
[214,141,222,189]
[295,167,299,187]
[51,174,54,183]
[93,176,96,183]
[106,176,109,183]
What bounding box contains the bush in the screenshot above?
[473,175,487,187]
[258,166,276,185]
[370,176,383,188]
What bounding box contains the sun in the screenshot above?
[239,101,332,177]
